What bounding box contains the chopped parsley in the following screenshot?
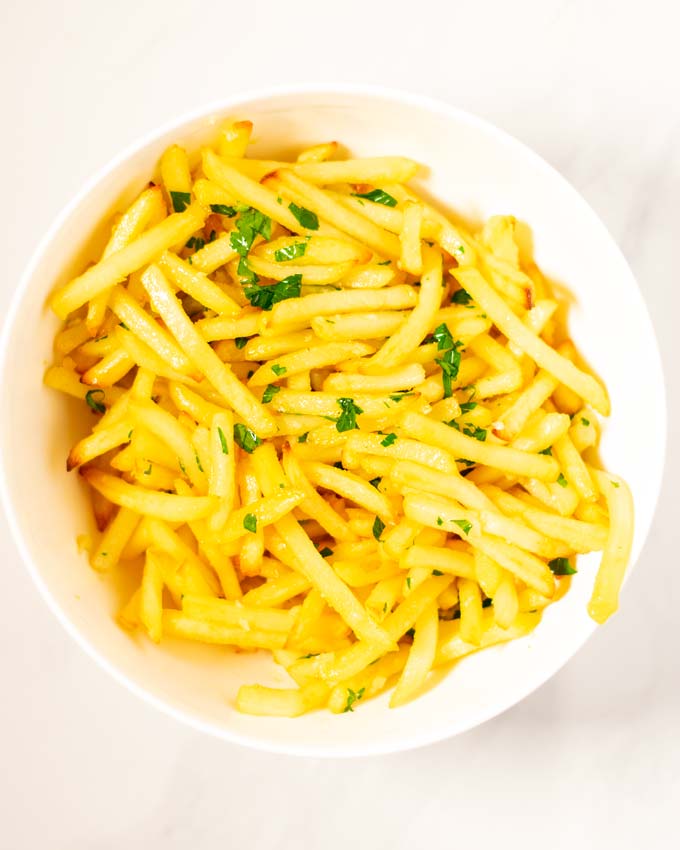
[436,516,444,526]
[217,427,229,454]
[352,188,398,207]
[380,432,397,447]
[343,686,365,712]
[557,473,568,487]
[244,274,302,310]
[548,557,577,575]
[119,321,130,330]
[581,417,591,426]
[170,191,191,213]
[185,235,204,251]
[388,391,415,402]
[210,203,237,217]
[433,569,444,576]
[611,481,620,488]
[233,423,262,453]
[436,340,464,397]
[274,242,307,262]
[271,363,287,377]
[378,259,392,266]
[143,462,152,475]
[319,547,334,558]
[372,516,385,541]
[85,389,106,414]
[459,401,477,414]
[432,323,454,351]
[243,513,257,534]
[336,397,363,432]
[462,424,487,442]
[288,202,319,230]
[237,256,259,284]
[451,288,472,305]
[229,207,272,257]
[452,518,472,535]
[369,477,382,489]
[406,577,412,589]
[194,452,204,473]
[234,337,248,349]
[298,432,309,443]
[539,446,553,455]
[481,597,493,608]
[262,384,280,403]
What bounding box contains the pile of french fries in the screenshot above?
[45,118,633,716]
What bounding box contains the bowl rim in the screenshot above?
[0,83,667,757]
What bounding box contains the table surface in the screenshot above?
[1,1,678,847]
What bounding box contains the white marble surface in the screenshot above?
[1,1,679,847]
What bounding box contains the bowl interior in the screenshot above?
[0,90,665,756]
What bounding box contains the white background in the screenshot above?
[1,1,678,847]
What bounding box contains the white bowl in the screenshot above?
[0,86,666,757]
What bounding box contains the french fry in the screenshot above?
[369,247,442,369]
[236,682,328,717]
[163,611,286,649]
[390,601,438,707]
[268,284,417,328]
[89,506,140,570]
[455,268,610,415]
[248,341,374,387]
[141,265,277,436]
[401,412,560,482]
[157,251,240,315]
[51,203,206,319]
[587,470,634,623]
[303,461,394,522]
[83,468,215,522]
[67,421,132,471]
[140,549,165,643]
[458,578,483,645]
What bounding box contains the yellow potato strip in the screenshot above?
[51,203,206,319]
[401,412,560,482]
[83,469,215,522]
[268,285,418,328]
[455,268,610,414]
[158,251,240,315]
[248,341,374,387]
[141,265,277,436]
[369,247,443,369]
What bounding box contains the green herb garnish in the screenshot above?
[262,384,281,403]
[170,191,191,212]
[462,424,487,442]
[271,364,287,377]
[85,389,106,414]
[243,513,257,534]
[233,423,262,453]
[343,687,365,712]
[452,519,472,535]
[244,274,302,310]
[352,189,398,207]
[548,557,577,575]
[234,337,248,349]
[288,202,319,230]
[217,427,229,454]
[380,433,397,447]
[298,432,309,443]
[451,288,472,305]
[557,473,568,487]
[372,516,385,541]
[319,547,334,558]
[336,397,364,432]
[274,242,307,262]
[210,203,237,217]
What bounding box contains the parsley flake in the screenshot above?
[288,202,319,230]
[274,242,307,262]
[548,557,577,575]
[234,336,248,349]
[381,433,397,447]
[210,203,237,217]
[170,191,191,213]
[452,519,472,535]
[343,687,365,712]
[85,389,106,414]
[352,189,398,207]
[243,513,257,534]
[372,516,385,541]
[336,397,364,432]
[271,364,287,377]
[217,427,229,454]
[262,384,281,403]
[451,288,472,305]
[233,423,262,453]
[244,274,302,310]
[557,473,568,487]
